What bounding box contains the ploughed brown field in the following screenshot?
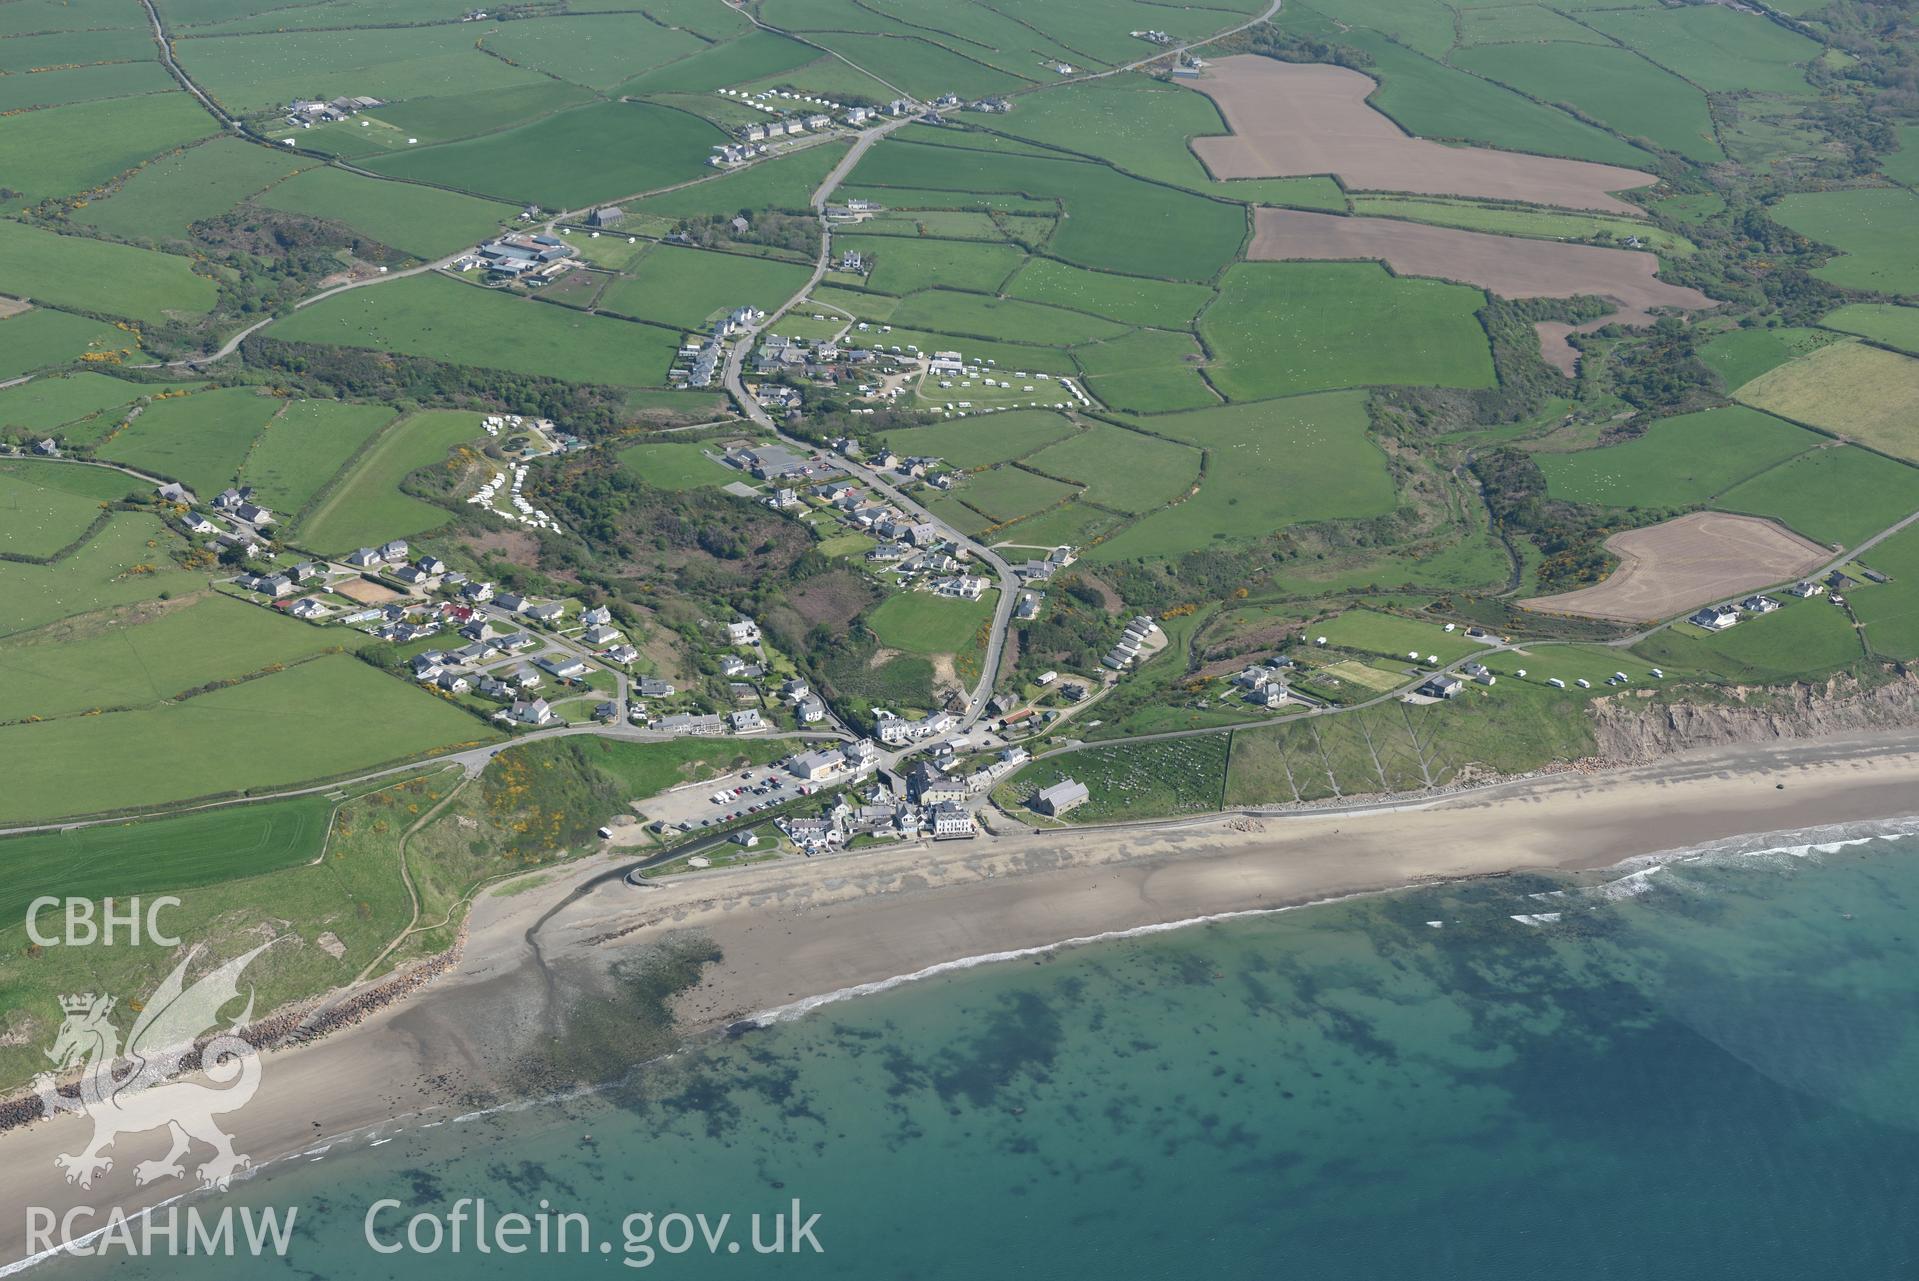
[1190,56,1652,215]
[1521,512,1831,623]
[1247,208,1716,372]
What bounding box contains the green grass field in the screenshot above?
[881,409,1077,469]
[1821,303,1919,356]
[1286,17,1649,168]
[1451,41,1723,164]
[1884,124,1919,186]
[837,184,1058,217]
[955,466,1079,523]
[0,791,337,924]
[1456,3,1612,45]
[802,31,1028,99]
[840,235,1025,297]
[1771,188,1919,295]
[1853,522,1919,660]
[872,327,1078,377]
[1539,406,1822,509]
[618,29,817,94]
[616,440,736,490]
[866,588,996,654]
[638,140,850,217]
[1020,423,1200,513]
[1089,392,1397,561]
[478,13,706,89]
[0,460,131,559]
[0,654,497,823]
[0,60,174,112]
[0,763,468,1093]
[991,500,1121,549]
[362,100,728,208]
[96,385,281,496]
[889,290,1129,346]
[73,137,309,242]
[0,373,146,438]
[849,140,1244,281]
[600,245,814,329]
[1223,681,1596,803]
[732,50,899,102]
[1735,341,1919,464]
[236,398,398,516]
[0,309,141,379]
[0,219,216,325]
[1201,263,1494,401]
[1002,258,1214,329]
[95,383,280,494]
[174,24,548,113]
[1310,609,1486,663]
[268,274,677,386]
[848,212,1007,241]
[1713,445,1919,549]
[0,93,216,210]
[1073,329,1218,413]
[1700,326,1845,393]
[1350,198,1694,256]
[292,408,477,554]
[1633,597,1862,682]
[256,166,517,258]
[1000,735,1227,823]
[925,492,995,536]
[0,593,364,721]
[1579,3,1819,95]
[975,73,1349,207]
[300,80,597,159]
[961,75,1343,207]
[0,511,203,638]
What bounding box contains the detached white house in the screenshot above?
[509,698,553,726]
[1688,604,1741,631]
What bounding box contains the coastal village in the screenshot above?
[5,0,1919,1264]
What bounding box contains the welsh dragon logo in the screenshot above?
[33,942,275,1192]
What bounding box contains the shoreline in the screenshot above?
[5,728,1919,1266]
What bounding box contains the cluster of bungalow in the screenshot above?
[670,306,763,388]
[469,460,562,533]
[1101,615,1162,671]
[710,140,771,167]
[1688,592,1787,632]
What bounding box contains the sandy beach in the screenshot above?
[5,728,1919,1267]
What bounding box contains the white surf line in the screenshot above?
[745,887,1396,1027]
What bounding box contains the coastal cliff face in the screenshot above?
[1590,668,1919,763]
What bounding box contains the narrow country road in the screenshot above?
[129,253,462,370]
[720,111,1021,728]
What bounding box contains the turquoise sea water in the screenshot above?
[30,824,1919,1279]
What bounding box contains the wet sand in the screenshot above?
[5,730,1919,1267]
[1190,56,1653,215]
